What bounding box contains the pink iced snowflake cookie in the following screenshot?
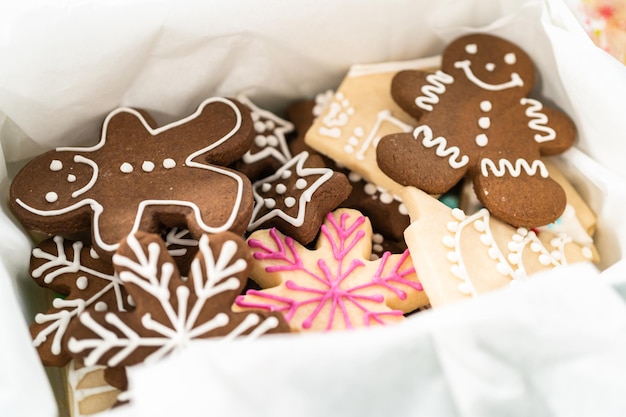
[10,97,255,259]
[247,151,352,245]
[236,208,429,332]
[66,231,289,367]
[376,33,577,227]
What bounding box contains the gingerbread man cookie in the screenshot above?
[10,97,255,258]
[377,33,576,227]
[66,231,289,367]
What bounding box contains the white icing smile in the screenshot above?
[454,60,523,91]
[71,155,99,198]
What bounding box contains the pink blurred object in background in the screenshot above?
[572,0,626,64]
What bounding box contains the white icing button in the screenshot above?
[94,302,108,312]
[163,158,176,169]
[265,120,275,130]
[295,179,308,190]
[275,184,287,194]
[45,192,58,203]
[254,135,267,147]
[264,198,276,209]
[480,100,492,112]
[465,43,477,54]
[363,183,377,196]
[266,135,279,147]
[504,52,517,65]
[67,174,77,183]
[76,276,88,290]
[475,133,489,147]
[89,248,99,259]
[284,197,296,208]
[379,192,394,204]
[348,172,362,182]
[281,170,292,179]
[120,162,133,173]
[142,161,155,172]
[478,116,491,129]
[261,183,272,193]
[49,160,63,171]
[254,121,266,133]
[485,63,496,71]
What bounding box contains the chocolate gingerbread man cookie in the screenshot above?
[376,34,576,227]
[10,97,255,258]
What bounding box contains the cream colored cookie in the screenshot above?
[402,186,597,307]
[66,361,120,417]
[304,56,441,196]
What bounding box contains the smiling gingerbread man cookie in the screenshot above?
[10,97,255,258]
[376,33,576,227]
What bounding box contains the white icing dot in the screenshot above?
[266,120,275,130]
[95,302,108,312]
[120,162,133,173]
[379,192,394,204]
[348,172,362,182]
[142,161,155,172]
[485,63,496,71]
[508,253,520,265]
[266,135,279,147]
[451,264,463,279]
[45,192,58,203]
[538,254,551,266]
[295,179,308,190]
[551,250,562,261]
[398,204,408,215]
[480,100,492,112]
[49,160,63,171]
[458,282,472,295]
[254,121,266,133]
[517,228,528,237]
[281,170,292,179]
[284,197,296,208]
[496,262,509,275]
[255,135,268,147]
[451,208,465,221]
[364,183,377,196]
[354,126,364,137]
[465,43,478,54]
[504,52,517,65]
[163,158,176,169]
[508,242,519,252]
[261,183,272,193]
[488,247,499,259]
[512,233,524,243]
[348,136,359,146]
[275,184,287,194]
[447,252,459,262]
[530,242,542,253]
[478,117,491,129]
[264,198,276,209]
[127,294,136,307]
[473,220,486,232]
[336,92,344,100]
[76,276,88,290]
[67,174,76,183]
[582,247,593,259]
[550,238,561,248]
[344,145,354,154]
[442,235,456,248]
[447,222,458,232]
[251,112,260,121]
[372,233,384,244]
[373,244,384,253]
[475,133,489,147]
[90,248,99,259]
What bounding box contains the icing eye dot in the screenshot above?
[504,52,517,65]
[67,174,77,183]
[120,162,133,173]
[45,192,58,203]
[465,43,478,54]
[485,63,495,71]
[295,179,308,189]
[76,276,88,290]
[284,197,296,208]
[49,160,63,171]
[163,158,176,169]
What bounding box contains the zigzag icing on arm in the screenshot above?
[415,70,454,111]
[480,158,549,178]
[520,98,556,143]
[415,125,469,169]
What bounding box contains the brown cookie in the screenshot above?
[66,231,289,367]
[29,236,132,367]
[10,97,255,258]
[247,151,352,245]
[232,95,295,181]
[377,33,576,227]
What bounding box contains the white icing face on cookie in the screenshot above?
[445,35,534,95]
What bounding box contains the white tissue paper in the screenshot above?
[1,0,626,416]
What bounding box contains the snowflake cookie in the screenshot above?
[376,33,576,227]
[10,97,255,258]
[236,208,429,332]
[66,231,289,367]
[401,187,597,308]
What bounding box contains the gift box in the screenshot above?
[2,0,626,416]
